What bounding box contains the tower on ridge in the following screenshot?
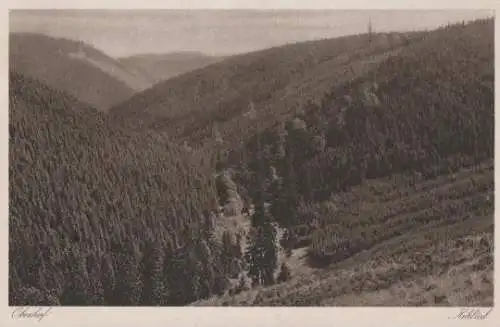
[368,16,373,43]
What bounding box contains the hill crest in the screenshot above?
[9,33,151,111]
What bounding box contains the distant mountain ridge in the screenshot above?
[124,51,216,61]
[9,33,152,111]
[119,51,224,84]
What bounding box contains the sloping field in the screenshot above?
[193,160,493,306]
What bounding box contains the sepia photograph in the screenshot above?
[7,7,494,311]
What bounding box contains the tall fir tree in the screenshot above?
[245,130,278,287]
[100,253,116,305]
[86,254,105,305]
[60,246,91,305]
[277,262,292,283]
[113,244,142,306]
[140,238,165,306]
[269,123,301,257]
[164,246,189,305]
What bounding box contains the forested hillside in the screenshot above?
[226,18,493,237]
[9,18,494,307]
[108,30,421,146]
[199,19,494,304]
[9,72,248,305]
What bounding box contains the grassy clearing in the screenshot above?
[192,161,494,306]
[307,160,493,263]
[323,231,493,306]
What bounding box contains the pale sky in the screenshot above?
[9,10,494,58]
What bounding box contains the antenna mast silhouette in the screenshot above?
[368,15,373,43]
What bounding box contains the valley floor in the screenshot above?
[193,160,494,306]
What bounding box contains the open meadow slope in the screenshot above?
[193,161,494,306]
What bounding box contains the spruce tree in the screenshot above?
[164,246,189,305]
[140,239,165,306]
[100,253,115,305]
[9,266,23,305]
[113,245,142,306]
[269,123,301,245]
[86,254,105,305]
[277,262,292,283]
[221,231,236,277]
[60,246,91,305]
[245,131,278,287]
[246,208,278,286]
[280,229,295,258]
